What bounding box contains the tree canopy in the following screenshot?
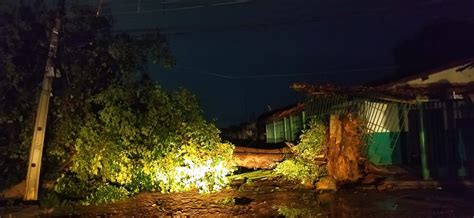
[0,1,234,203]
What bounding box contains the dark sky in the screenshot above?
[107,0,473,127]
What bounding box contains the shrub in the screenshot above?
[274,159,315,184]
[293,119,327,159]
[274,119,327,184]
[54,173,97,201]
[83,184,130,205]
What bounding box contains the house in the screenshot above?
[382,58,474,100]
[380,59,474,179]
[262,103,307,144]
[263,59,474,179]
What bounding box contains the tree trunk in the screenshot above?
[326,114,362,183]
[234,146,291,154]
[232,146,292,169]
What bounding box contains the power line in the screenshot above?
[102,0,453,18]
[113,8,395,35]
[110,1,474,35]
[104,0,453,17]
[174,65,396,80]
[60,0,474,36]
[67,0,415,21]
[65,0,254,18]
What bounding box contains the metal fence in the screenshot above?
[413,100,474,178]
[305,95,410,165]
[265,111,306,143]
[265,94,474,177]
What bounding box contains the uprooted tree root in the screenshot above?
[326,114,363,183]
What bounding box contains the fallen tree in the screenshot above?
[232,146,292,169]
[233,153,288,169]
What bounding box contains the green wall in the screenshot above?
[266,112,306,143]
[367,132,402,165]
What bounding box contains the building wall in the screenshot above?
[265,111,306,143]
[362,101,406,165]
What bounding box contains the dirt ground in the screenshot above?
[1,177,474,217]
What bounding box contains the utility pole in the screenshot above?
[96,0,105,17]
[24,0,64,201]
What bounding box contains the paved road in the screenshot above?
[1,178,474,217]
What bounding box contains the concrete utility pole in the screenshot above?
[96,0,105,17]
[24,0,64,201]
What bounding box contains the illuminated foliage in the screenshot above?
[143,141,234,193]
[294,119,327,160]
[56,84,235,204]
[274,119,327,184]
[0,1,233,205]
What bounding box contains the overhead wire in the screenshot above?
[58,1,408,40]
[55,0,468,83]
[64,0,255,18]
[105,0,474,35]
[61,0,474,36]
[3,1,473,40]
[173,65,397,80]
[103,0,444,18]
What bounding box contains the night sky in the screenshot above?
[107,0,473,127]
